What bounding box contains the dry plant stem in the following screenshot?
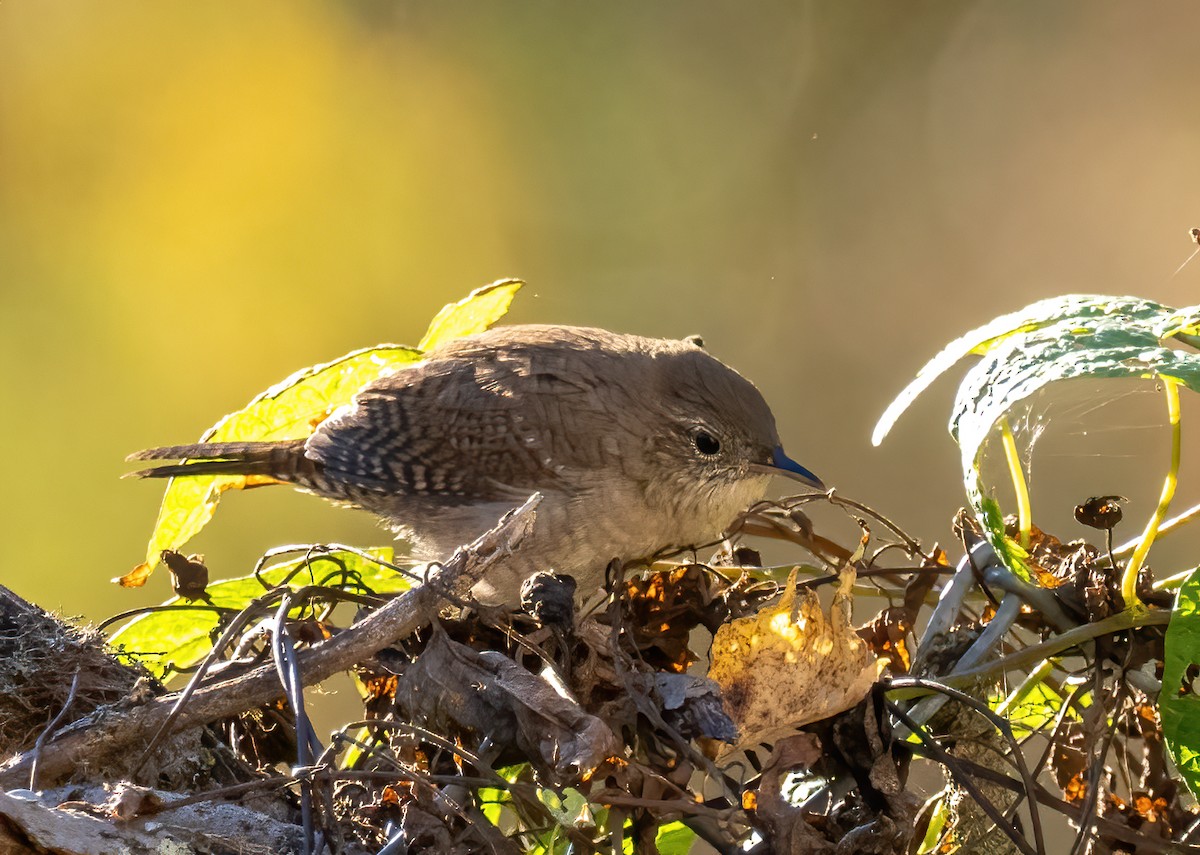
[335,732,505,839]
[794,562,951,594]
[902,594,1023,733]
[29,670,81,790]
[1153,563,1200,592]
[608,807,626,855]
[137,588,297,766]
[912,536,1072,708]
[335,720,502,782]
[591,791,737,821]
[936,608,1172,689]
[604,595,738,808]
[138,578,457,772]
[1121,377,1182,609]
[995,659,1055,718]
[1030,684,1091,784]
[825,490,925,555]
[98,604,244,634]
[0,494,540,790]
[979,555,1074,631]
[887,701,1039,855]
[735,517,849,567]
[916,540,993,661]
[887,677,1046,855]
[254,542,425,589]
[924,752,1178,855]
[335,732,551,836]
[137,777,298,816]
[1068,654,1120,855]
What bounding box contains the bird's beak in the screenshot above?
[749,446,826,490]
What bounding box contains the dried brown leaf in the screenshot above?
[709,566,886,750]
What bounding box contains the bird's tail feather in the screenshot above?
[125,440,310,481]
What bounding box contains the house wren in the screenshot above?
[128,325,823,603]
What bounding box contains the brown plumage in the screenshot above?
[128,325,823,602]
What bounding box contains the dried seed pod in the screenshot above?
[161,549,211,603]
[1073,495,1126,531]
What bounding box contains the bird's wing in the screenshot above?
[302,345,616,501]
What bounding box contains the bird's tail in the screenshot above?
[125,439,314,483]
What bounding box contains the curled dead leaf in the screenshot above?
[397,631,618,785]
[709,566,886,751]
[115,562,153,588]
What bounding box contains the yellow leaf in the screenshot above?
[127,279,531,586]
[418,279,524,351]
[125,345,421,584]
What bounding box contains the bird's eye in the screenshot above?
[692,429,721,456]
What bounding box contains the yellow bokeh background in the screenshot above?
[2,2,1199,619]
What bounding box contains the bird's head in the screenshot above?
[643,338,824,535]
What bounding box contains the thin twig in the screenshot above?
[886,677,1046,855]
[137,776,297,816]
[825,490,925,556]
[1069,661,1124,855]
[29,670,82,790]
[1116,500,1200,561]
[916,751,1189,854]
[937,609,1171,689]
[887,700,1039,855]
[590,791,738,821]
[0,495,540,790]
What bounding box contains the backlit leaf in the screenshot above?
[872,295,1184,447]
[1163,567,1200,798]
[876,295,1200,580]
[123,345,421,585]
[418,278,524,351]
[111,547,404,678]
[709,566,885,750]
[951,302,1200,575]
[128,279,531,586]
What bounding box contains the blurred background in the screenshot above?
[2,1,1199,619]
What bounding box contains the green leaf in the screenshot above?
[976,494,1031,580]
[950,322,1199,466]
[419,279,524,351]
[875,294,1200,578]
[950,300,1200,572]
[993,679,1071,738]
[478,786,513,828]
[872,295,1180,447]
[130,345,421,582]
[111,547,404,678]
[109,606,222,683]
[652,822,696,855]
[1163,567,1200,798]
[537,787,594,828]
[619,820,696,854]
[916,797,952,854]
